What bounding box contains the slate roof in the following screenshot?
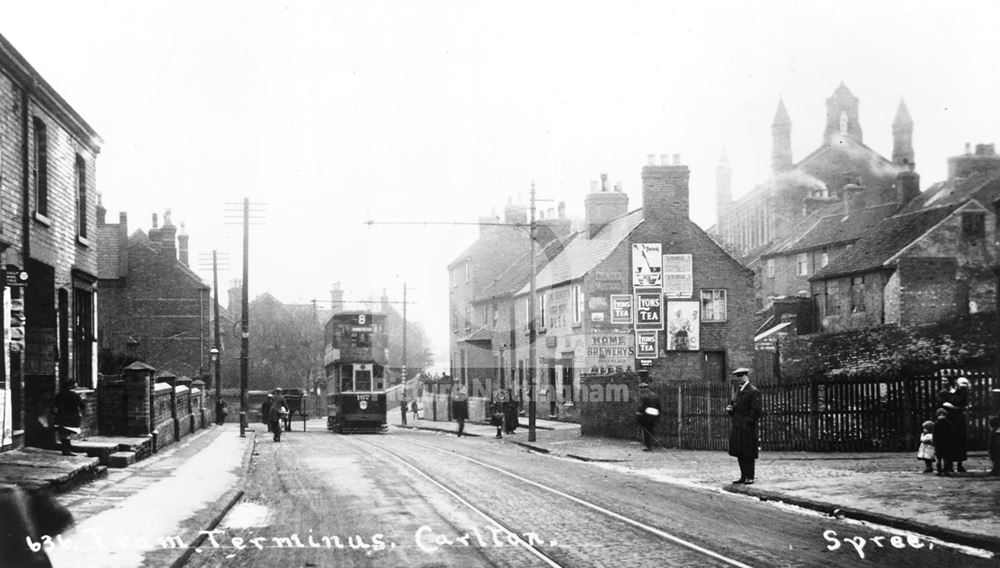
[477,233,575,301]
[458,326,493,343]
[900,172,1000,215]
[447,225,523,269]
[516,209,643,294]
[762,202,898,258]
[810,204,958,280]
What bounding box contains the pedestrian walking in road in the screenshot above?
[987,415,1000,476]
[451,383,469,436]
[261,394,273,433]
[727,367,762,485]
[635,382,662,451]
[52,379,85,456]
[917,420,935,473]
[268,388,288,442]
[933,407,958,475]
[400,391,409,426]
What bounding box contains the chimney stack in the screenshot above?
[947,142,1000,180]
[159,209,178,260]
[895,160,921,209]
[118,212,128,276]
[96,193,106,226]
[841,182,866,215]
[585,173,629,238]
[642,154,690,222]
[177,222,189,266]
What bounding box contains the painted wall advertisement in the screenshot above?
[585,333,635,369]
[546,287,570,330]
[588,295,608,323]
[666,300,700,351]
[609,294,633,324]
[635,330,659,359]
[663,254,693,298]
[634,289,663,330]
[632,243,662,287]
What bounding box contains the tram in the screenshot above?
[324,311,389,433]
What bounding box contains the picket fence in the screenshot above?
[652,370,996,452]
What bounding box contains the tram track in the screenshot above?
[347,435,757,568]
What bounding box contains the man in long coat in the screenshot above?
[727,368,762,484]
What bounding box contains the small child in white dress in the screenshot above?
[917,420,935,473]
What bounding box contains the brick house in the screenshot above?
[447,198,563,388]
[0,33,102,450]
[97,208,212,382]
[494,157,755,419]
[809,145,1000,332]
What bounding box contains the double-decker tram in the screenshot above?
[324,311,389,433]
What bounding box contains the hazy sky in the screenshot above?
[3,1,998,370]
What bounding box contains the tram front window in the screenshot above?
[354,370,372,392]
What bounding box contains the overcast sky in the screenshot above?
[4,1,999,370]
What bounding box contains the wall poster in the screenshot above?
[666,300,700,351]
[663,253,693,298]
[632,243,662,287]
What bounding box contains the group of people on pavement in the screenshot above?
[634,367,762,484]
[918,376,1000,476]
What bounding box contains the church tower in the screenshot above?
[716,150,733,229]
[824,82,863,144]
[892,99,914,166]
[771,99,793,174]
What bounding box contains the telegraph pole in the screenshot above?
[528,181,538,442]
[225,198,265,438]
[240,199,250,437]
[402,281,407,385]
[212,251,222,405]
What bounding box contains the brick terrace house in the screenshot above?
[1,33,102,450]
[97,208,212,381]
[809,144,1000,332]
[447,198,571,389]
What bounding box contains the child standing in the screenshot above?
[917,420,935,473]
[933,408,957,476]
[989,416,1000,476]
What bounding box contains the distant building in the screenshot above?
[714,84,910,274]
[0,32,102,450]
[97,209,211,380]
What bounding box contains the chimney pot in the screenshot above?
[965,142,972,155]
[601,173,608,191]
[647,154,656,166]
[673,154,681,165]
[660,154,669,166]
[152,213,158,228]
[590,180,599,193]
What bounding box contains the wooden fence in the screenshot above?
[652,370,997,452]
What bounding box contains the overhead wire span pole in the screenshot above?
[225,199,266,437]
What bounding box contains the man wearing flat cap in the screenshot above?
[726,368,762,484]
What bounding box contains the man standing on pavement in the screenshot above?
[400,390,409,426]
[52,379,85,456]
[268,388,288,442]
[635,382,662,451]
[727,367,762,485]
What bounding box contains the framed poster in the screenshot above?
[666,300,700,351]
[663,254,693,298]
[635,330,658,359]
[634,289,663,330]
[610,294,633,324]
[632,243,662,287]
